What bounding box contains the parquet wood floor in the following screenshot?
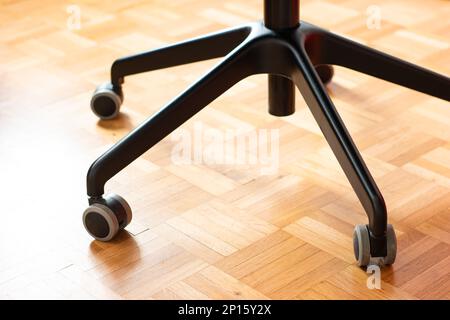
[0,0,449,299]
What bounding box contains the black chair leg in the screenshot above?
[110,25,253,86]
[89,25,253,120]
[315,28,450,101]
[291,47,388,258]
[86,37,265,199]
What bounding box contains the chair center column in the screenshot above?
[264,0,299,116]
[264,0,300,31]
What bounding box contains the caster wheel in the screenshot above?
[353,224,371,267]
[315,64,334,85]
[82,193,132,241]
[90,83,123,120]
[383,224,397,265]
[353,224,397,267]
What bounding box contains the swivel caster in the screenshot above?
[353,224,397,267]
[315,64,334,85]
[82,193,132,241]
[90,82,123,120]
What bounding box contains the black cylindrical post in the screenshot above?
[268,75,295,116]
[264,0,299,116]
[264,0,299,30]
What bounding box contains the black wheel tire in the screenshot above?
[315,64,334,85]
[383,224,397,265]
[353,224,371,267]
[110,193,133,229]
[90,83,123,120]
[82,193,132,241]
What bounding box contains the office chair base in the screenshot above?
[83,193,132,241]
[84,0,450,267]
[353,224,396,267]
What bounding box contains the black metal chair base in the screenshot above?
[85,18,450,264]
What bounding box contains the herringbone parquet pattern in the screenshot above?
[0,0,449,299]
